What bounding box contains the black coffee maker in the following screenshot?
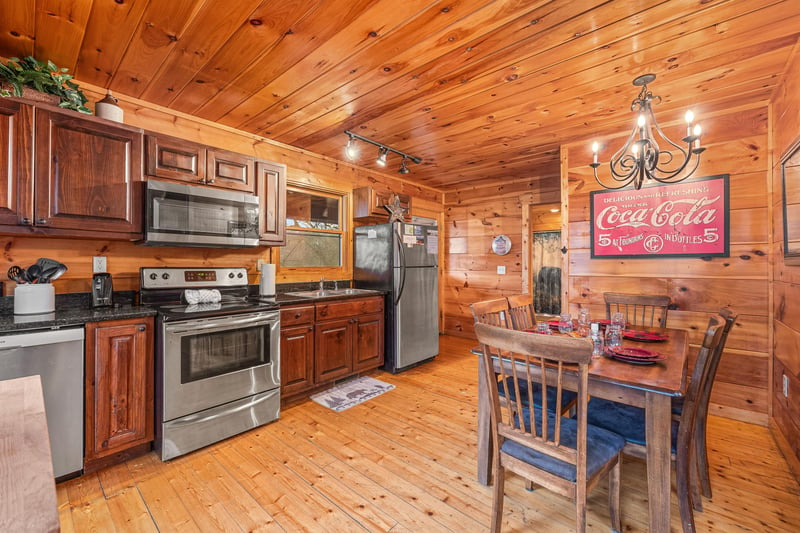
[92,273,113,307]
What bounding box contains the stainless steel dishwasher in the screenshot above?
[0,327,84,480]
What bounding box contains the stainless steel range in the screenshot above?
[140,267,280,461]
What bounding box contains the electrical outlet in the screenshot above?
[93,256,107,273]
[783,374,790,398]
[257,258,265,270]
[497,265,506,275]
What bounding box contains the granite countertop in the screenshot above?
[0,291,156,333]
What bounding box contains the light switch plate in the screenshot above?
[93,256,107,273]
[497,265,506,275]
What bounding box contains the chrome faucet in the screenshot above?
[334,280,338,291]
[319,276,325,291]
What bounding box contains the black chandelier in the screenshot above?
[344,130,421,175]
[590,73,706,190]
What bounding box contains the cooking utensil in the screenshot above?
[40,263,68,283]
[7,265,27,284]
[26,264,42,283]
[36,258,62,273]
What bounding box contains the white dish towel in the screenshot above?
[184,289,222,304]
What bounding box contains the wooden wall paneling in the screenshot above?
[774,319,800,378]
[32,0,92,69]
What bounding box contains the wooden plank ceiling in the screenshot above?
[1,0,798,192]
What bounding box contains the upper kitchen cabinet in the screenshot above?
[0,99,32,227]
[256,160,287,245]
[353,186,411,222]
[34,107,143,237]
[145,133,255,193]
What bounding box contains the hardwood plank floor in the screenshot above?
[58,335,800,532]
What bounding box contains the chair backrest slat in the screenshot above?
[604,292,671,328]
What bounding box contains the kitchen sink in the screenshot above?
[285,288,380,298]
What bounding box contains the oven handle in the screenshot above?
[165,312,279,335]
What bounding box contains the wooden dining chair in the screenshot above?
[470,298,511,328]
[475,323,625,533]
[585,313,726,533]
[604,292,671,328]
[506,293,537,330]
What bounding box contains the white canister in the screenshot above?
[95,91,124,123]
[14,284,55,315]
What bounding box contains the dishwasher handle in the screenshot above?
[0,328,85,349]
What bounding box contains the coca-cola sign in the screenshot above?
[590,174,729,258]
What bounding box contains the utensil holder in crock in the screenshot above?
[14,284,55,315]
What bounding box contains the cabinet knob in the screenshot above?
[21,217,31,225]
[36,218,47,225]
[294,312,302,318]
[207,177,215,183]
[138,325,146,332]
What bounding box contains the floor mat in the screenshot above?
[310,376,395,412]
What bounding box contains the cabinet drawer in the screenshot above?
[281,305,315,326]
[316,297,384,321]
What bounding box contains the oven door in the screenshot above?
[162,310,279,421]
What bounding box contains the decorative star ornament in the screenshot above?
[383,194,407,223]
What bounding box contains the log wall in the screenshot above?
[1,83,444,296]
[770,44,800,472]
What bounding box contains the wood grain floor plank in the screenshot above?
[54,334,800,532]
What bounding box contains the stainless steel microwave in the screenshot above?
[143,179,260,247]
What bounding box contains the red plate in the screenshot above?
[547,320,561,330]
[609,346,661,358]
[623,330,668,342]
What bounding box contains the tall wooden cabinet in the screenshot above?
[84,317,154,472]
[256,160,287,245]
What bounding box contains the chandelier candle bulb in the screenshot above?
[685,110,694,136]
[592,142,599,164]
[693,124,702,149]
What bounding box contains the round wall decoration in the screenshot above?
[491,234,512,255]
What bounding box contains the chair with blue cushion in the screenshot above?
[475,323,625,533]
[585,313,726,533]
[604,292,671,328]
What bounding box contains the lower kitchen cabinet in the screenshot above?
[279,296,384,402]
[84,317,154,472]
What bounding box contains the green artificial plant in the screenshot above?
[0,56,91,114]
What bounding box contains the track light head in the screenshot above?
[344,134,358,160]
[376,147,388,167]
[398,157,410,174]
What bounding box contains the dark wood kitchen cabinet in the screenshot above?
[84,317,154,473]
[145,133,255,193]
[314,297,384,383]
[280,304,315,397]
[256,160,287,245]
[0,99,32,227]
[353,186,411,221]
[34,107,144,237]
[279,295,384,403]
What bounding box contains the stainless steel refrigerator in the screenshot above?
[354,222,439,373]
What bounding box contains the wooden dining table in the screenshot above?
[475,326,689,533]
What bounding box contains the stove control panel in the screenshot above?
[140,267,248,289]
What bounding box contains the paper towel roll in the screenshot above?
[260,263,276,297]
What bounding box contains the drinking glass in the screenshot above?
[605,323,622,348]
[577,308,591,337]
[558,313,573,334]
[611,311,625,329]
[536,322,552,335]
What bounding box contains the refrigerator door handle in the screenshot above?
[394,225,407,306]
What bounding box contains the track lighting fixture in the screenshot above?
[343,130,421,174]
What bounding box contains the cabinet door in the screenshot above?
[353,312,385,371]
[145,133,205,184]
[315,318,353,383]
[34,108,143,234]
[85,318,154,464]
[0,99,32,226]
[280,323,315,396]
[256,160,286,245]
[207,148,255,193]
